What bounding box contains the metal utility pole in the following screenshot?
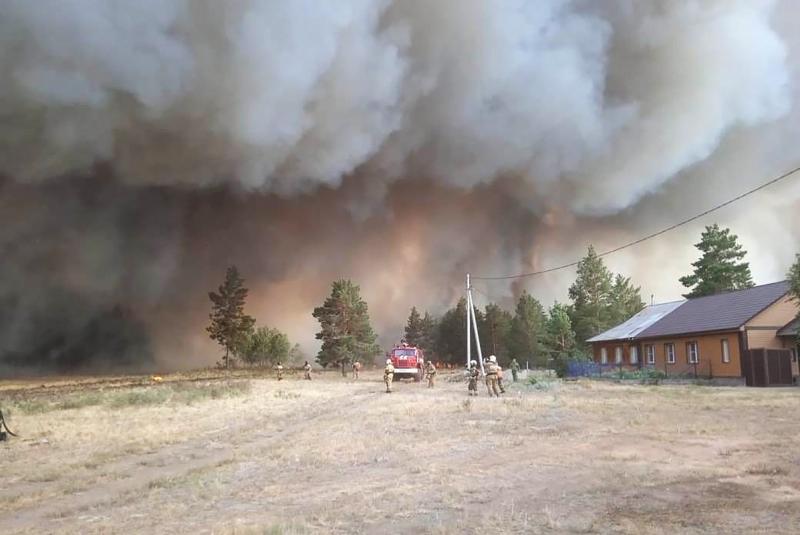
[465,273,485,375]
[466,273,471,370]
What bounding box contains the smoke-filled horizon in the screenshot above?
[1,0,799,372]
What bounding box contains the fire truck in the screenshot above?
[389,342,425,382]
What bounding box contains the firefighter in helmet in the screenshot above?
[424,360,437,388]
[467,360,479,396]
[485,355,501,397]
[303,360,312,380]
[384,358,395,393]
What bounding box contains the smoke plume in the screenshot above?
[0,0,798,372]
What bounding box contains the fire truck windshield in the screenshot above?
[393,349,416,356]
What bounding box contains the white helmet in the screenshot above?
[386,359,392,365]
[471,360,477,366]
[489,355,497,363]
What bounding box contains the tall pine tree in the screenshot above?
[544,302,577,357]
[312,280,380,374]
[609,274,645,325]
[207,266,256,368]
[481,303,512,364]
[404,307,424,347]
[435,298,468,364]
[568,246,614,346]
[679,224,754,298]
[419,311,439,356]
[508,291,547,366]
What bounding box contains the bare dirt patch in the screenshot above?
[2,372,799,533]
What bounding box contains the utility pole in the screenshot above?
[465,273,485,375]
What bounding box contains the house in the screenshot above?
[588,281,799,381]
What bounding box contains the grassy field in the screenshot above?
[1,370,799,534]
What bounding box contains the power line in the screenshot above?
[471,164,800,281]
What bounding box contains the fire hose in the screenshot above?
[0,409,18,439]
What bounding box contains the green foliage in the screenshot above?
[404,307,424,347]
[609,275,645,325]
[312,279,380,369]
[480,303,513,364]
[568,246,614,345]
[679,224,754,298]
[789,254,800,343]
[507,291,547,366]
[238,326,290,366]
[419,311,439,357]
[544,302,577,356]
[568,246,644,346]
[435,297,468,363]
[207,266,256,368]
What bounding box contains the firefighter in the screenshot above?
[384,359,395,393]
[303,361,312,380]
[496,360,507,394]
[467,360,479,396]
[275,361,284,381]
[510,358,520,382]
[425,360,437,388]
[352,360,361,379]
[485,355,501,397]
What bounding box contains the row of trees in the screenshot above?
[403,246,644,367]
[207,224,795,370]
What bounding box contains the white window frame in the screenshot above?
[614,346,623,364]
[687,341,699,364]
[630,346,638,364]
[665,343,676,364]
[600,347,608,364]
[721,339,730,364]
[646,345,655,365]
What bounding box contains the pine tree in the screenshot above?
[435,298,468,364]
[568,246,613,346]
[679,224,754,298]
[609,274,645,325]
[419,311,439,356]
[545,303,577,356]
[404,307,424,347]
[788,254,800,343]
[312,280,380,374]
[207,266,256,368]
[508,291,547,366]
[480,303,512,364]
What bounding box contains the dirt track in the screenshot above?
[2,372,799,534]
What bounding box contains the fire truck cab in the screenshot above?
[389,342,424,382]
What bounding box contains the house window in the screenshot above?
[600,347,608,364]
[615,346,623,364]
[721,339,730,364]
[646,345,655,364]
[687,341,699,364]
[665,343,675,364]
[630,346,638,364]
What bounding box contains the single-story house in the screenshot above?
[588,281,799,380]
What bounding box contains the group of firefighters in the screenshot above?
[272,351,521,397]
[382,354,521,396]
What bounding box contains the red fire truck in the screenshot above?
[389,343,425,382]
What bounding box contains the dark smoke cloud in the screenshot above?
[0,0,798,372]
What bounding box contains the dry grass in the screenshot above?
[1,372,799,534]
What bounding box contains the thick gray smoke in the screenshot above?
[0,0,797,372]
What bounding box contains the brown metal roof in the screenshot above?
[636,281,790,339]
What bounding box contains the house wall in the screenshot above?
[591,341,640,367]
[637,331,742,378]
[746,294,798,327]
[744,295,799,356]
